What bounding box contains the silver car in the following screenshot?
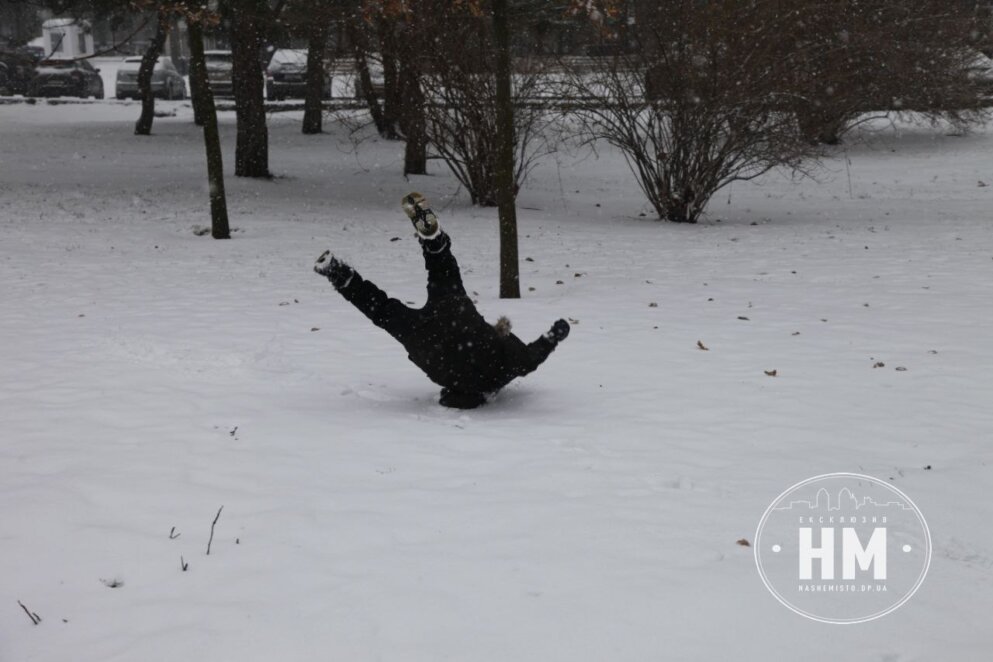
[204,50,233,98]
[115,56,186,100]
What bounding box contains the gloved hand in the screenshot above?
[544,318,570,344]
[314,251,355,290]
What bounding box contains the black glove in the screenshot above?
[314,251,355,290]
[544,319,570,344]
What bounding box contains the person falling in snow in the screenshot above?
[314,192,570,409]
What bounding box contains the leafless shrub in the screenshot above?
[787,0,990,144]
[418,12,559,206]
[563,1,817,223]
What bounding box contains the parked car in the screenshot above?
[0,50,38,95]
[115,55,186,100]
[204,50,233,97]
[28,58,104,98]
[265,48,332,100]
[19,45,46,64]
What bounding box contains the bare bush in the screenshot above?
[564,1,816,223]
[417,10,558,206]
[788,0,990,144]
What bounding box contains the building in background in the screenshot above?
[42,18,93,59]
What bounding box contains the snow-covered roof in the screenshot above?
[42,18,90,29]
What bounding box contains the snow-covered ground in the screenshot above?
[1,102,991,661]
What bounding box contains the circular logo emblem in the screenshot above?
[755,473,931,624]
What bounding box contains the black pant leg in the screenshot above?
[420,232,467,302]
[337,270,417,343]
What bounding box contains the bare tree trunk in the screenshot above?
[231,0,270,178]
[347,19,387,134]
[492,0,520,299]
[302,19,330,135]
[188,21,230,240]
[377,19,400,139]
[399,58,426,175]
[167,15,182,63]
[189,47,206,126]
[134,12,170,136]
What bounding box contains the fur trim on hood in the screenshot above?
[493,316,512,337]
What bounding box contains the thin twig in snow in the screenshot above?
[206,506,224,556]
[18,600,41,625]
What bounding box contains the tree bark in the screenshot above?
[492,0,520,299]
[377,19,400,139]
[231,0,270,178]
[134,12,170,136]
[188,21,230,240]
[398,57,426,175]
[302,19,330,135]
[189,44,206,126]
[347,19,387,134]
[166,15,182,64]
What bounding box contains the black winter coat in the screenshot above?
[402,293,554,394]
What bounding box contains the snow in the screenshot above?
[1,102,992,661]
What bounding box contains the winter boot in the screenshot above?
[401,192,440,239]
[314,250,355,290]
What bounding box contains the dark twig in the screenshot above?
[169,526,180,540]
[180,556,189,572]
[18,600,41,625]
[206,506,223,556]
